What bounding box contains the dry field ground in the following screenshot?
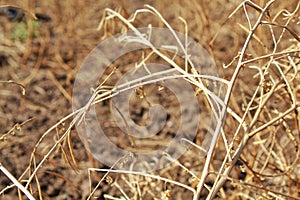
[1,0,300,199]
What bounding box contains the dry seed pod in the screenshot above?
[0,5,37,21]
[1,6,25,21]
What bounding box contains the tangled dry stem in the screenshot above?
[1,0,300,199]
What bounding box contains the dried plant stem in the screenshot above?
[25,109,82,189]
[194,0,276,199]
[0,163,35,200]
[89,168,196,194]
